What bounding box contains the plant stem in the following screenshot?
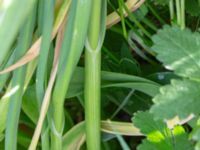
[50,0,92,149]
[169,0,175,23]
[175,0,181,26]
[180,0,185,29]
[122,4,152,38]
[118,0,127,39]
[36,0,54,149]
[85,49,101,150]
[146,2,166,25]
[5,8,35,150]
[85,0,106,150]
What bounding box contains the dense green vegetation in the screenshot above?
[1,0,200,149]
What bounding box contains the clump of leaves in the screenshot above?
[150,25,200,120]
[131,25,200,149]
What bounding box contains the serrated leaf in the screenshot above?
[151,79,200,120]
[132,111,193,150]
[152,26,200,81]
[132,111,167,135]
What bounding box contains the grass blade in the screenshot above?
[50,0,92,149]
[0,0,143,75]
[62,122,86,150]
[0,0,71,75]
[35,0,54,149]
[5,7,36,150]
[28,24,64,150]
[0,0,36,66]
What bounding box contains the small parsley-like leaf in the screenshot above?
[150,79,200,120]
[152,26,200,81]
[132,111,193,150]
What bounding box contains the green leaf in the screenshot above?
[152,26,200,81]
[22,85,39,124]
[132,111,193,150]
[151,79,200,120]
[0,0,36,66]
[5,7,36,149]
[62,122,85,150]
[66,67,160,98]
[51,0,92,148]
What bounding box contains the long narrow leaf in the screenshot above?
[5,7,36,150]
[0,0,143,74]
[50,0,92,149]
[0,0,36,66]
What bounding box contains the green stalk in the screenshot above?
[5,8,36,150]
[85,50,101,150]
[169,0,175,23]
[37,0,44,35]
[85,1,106,150]
[146,2,166,25]
[50,0,92,149]
[36,0,54,149]
[118,0,127,39]
[107,0,151,38]
[141,18,158,32]
[36,0,54,104]
[180,0,185,29]
[122,4,152,38]
[175,0,181,26]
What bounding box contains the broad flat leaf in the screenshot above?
[132,111,193,150]
[152,26,200,81]
[150,79,200,120]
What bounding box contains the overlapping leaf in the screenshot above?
[151,26,200,120]
[0,0,36,66]
[152,26,200,81]
[151,79,200,119]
